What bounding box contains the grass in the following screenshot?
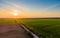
[18,19,60,38]
[0,18,60,38]
[0,19,16,24]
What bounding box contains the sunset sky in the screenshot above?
[0,0,60,18]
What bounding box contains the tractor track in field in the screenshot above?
[0,24,32,38]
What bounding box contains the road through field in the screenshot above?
[0,24,31,38]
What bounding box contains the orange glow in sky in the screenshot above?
[12,10,18,16]
[0,0,60,18]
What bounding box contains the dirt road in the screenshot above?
[0,24,31,38]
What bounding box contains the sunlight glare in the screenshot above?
[13,12,18,16]
[12,10,18,16]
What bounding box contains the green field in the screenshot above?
[0,19,16,24]
[0,18,60,38]
[19,19,60,38]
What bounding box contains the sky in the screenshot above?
[0,0,60,18]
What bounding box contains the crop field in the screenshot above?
[0,18,60,38]
[0,19,17,24]
[19,18,60,38]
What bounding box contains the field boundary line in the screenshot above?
[20,23,39,38]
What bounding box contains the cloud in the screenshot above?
[41,4,60,13]
[45,4,59,11]
[3,1,30,13]
[40,4,60,14]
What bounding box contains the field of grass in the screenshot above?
[0,18,60,38]
[0,19,16,24]
[19,19,60,38]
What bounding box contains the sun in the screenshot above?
[13,12,18,16]
[12,10,18,16]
